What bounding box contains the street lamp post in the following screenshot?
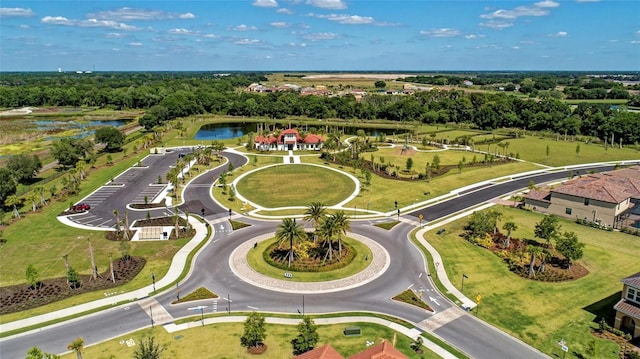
[151,273,156,293]
[462,273,468,292]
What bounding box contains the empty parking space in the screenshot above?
[132,184,167,204]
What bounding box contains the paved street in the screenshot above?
[1,147,632,358]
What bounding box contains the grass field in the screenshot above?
[235,164,356,208]
[423,205,640,358]
[303,155,540,212]
[246,237,372,282]
[498,136,640,167]
[58,321,439,359]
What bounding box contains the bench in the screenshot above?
[343,326,361,337]
[436,229,446,235]
[284,272,293,278]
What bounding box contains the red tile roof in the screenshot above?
[525,190,551,203]
[622,272,640,288]
[255,129,324,145]
[552,175,634,204]
[347,340,408,359]
[293,344,345,359]
[614,299,640,320]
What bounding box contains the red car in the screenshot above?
[72,203,90,212]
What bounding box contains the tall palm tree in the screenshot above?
[318,216,337,263]
[330,211,351,260]
[502,221,517,248]
[275,218,305,268]
[527,245,542,278]
[303,202,326,244]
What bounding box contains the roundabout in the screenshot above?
[229,232,390,294]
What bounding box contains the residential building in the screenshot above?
[255,128,324,151]
[614,272,640,339]
[292,340,408,359]
[523,167,640,228]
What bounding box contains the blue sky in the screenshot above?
[1,0,638,71]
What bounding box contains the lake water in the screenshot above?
[194,122,406,140]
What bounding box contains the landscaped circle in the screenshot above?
[235,164,356,208]
[246,237,372,282]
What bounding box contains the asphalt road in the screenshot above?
[1,152,628,359]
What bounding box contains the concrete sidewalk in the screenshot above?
[0,217,210,334]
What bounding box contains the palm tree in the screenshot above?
[330,211,351,260]
[275,218,306,268]
[67,337,84,359]
[318,216,338,263]
[502,222,518,248]
[34,185,47,207]
[527,245,542,278]
[113,209,121,234]
[303,202,326,244]
[5,194,21,218]
[27,191,39,212]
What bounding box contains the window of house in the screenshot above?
[584,198,590,206]
[565,208,572,215]
[627,287,639,304]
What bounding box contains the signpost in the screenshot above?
[558,339,568,359]
[188,305,207,326]
[418,213,424,227]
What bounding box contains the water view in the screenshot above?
[194,122,407,140]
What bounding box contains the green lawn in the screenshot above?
[341,159,537,212]
[246,237,372,282]
[423,205,640,358]
[498,136,640,167]
[58,321,440,359]
[235,164,356,208]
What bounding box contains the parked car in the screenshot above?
[72,203,90,212]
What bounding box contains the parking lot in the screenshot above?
[62,149,190,229]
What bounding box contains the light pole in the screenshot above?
[462,273,468,292]
[151,272,156,293]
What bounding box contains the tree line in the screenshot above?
[2,72,639,145]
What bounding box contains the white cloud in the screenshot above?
[129,42,143,46]
[168,28,198,35]
[253,0,279,7]
[306,0,346,10]
[480,20,514,29]
[549,31,568,37]
[0,7,35,17]
[520,40,535,44]
[513,46,520,49]
[19,24,30,29]
[270,21,289,28]
[277,8,294,15]
[420,28,461,38]
[635,30,640,36]
[106,32,126,38]
[576,0,600,2]
[88,7,195,21]
[302,32,339,41]
[235,38,261,45]
[313,13,375,24]
[480,1,558,24]
[535,1,559,8]
[41,16,140,30]
[465,34,485,39]
[630,40,640,44]
[230,24,257,31]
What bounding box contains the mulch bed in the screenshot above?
[0,257,145,315]
[247,344,267,355]
[129,199,167,209]
[590,329,640,358]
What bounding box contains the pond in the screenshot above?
[194,122,408,140]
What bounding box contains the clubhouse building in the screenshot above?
[255,128,324,151]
